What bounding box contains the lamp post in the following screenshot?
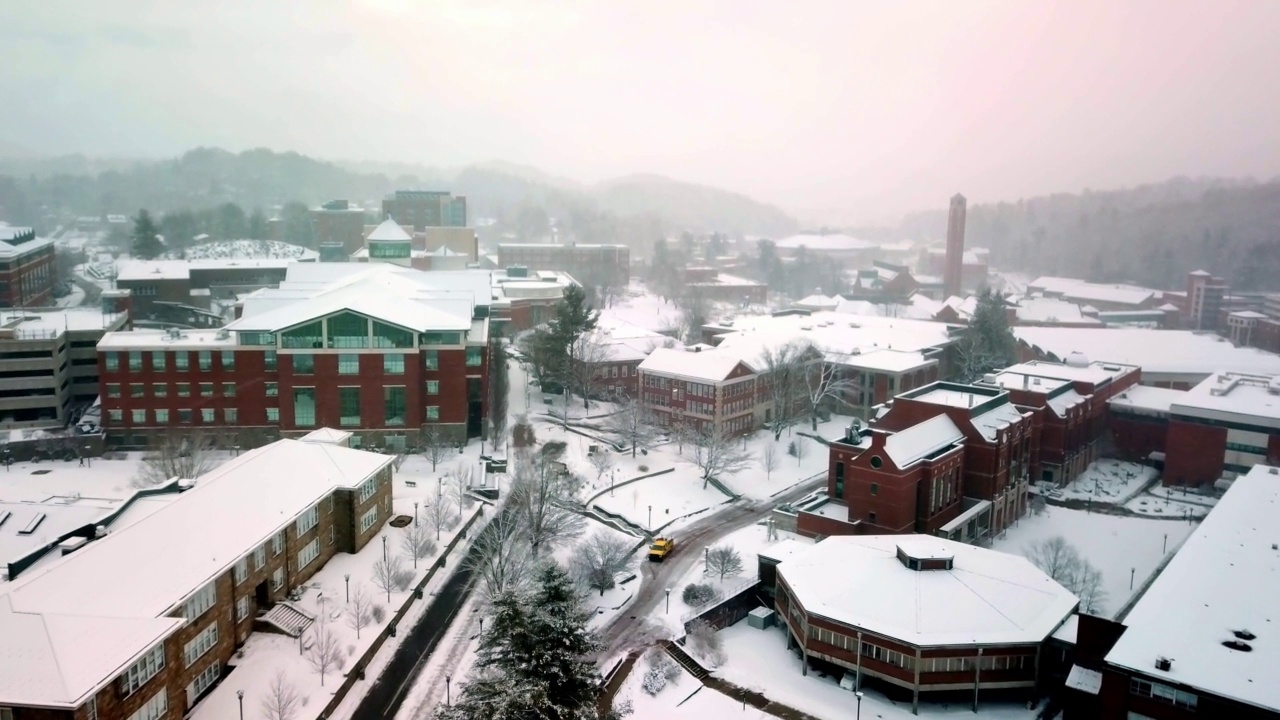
[665,588,671,614]
[344,574,350,602]
[84,445,92,468]
[648,505,652,531]
[446,674,452,706]
[414,501,419,527]
[855,690,864,720]
[1130,567,1135,591]
[382,535,388,563]
[236,690,244,720]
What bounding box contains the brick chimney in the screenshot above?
[943,193,967,298]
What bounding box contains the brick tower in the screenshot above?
[943,193,967,298]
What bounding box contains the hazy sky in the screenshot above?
[2,0,1278,224]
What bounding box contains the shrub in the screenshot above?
[642,649,679,695]
[682,583,720,607]
[687,619,726,668]
[370,605,386,624]
[392,569,414,592]
[638,464,649,472]
[786,440,798,457]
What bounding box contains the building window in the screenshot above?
[266,407,279,424]
[272,567,284,590]
[358,476,378,503]
[298,537,320,569]
[108,408,123,422]
[326,386,356,427]
[264,350,277,371]
[265,382,278,397]
[385,387,406,426]
[1130,678,1197,709]
[183,622,218,666]
[125,690,167,720]
[384,354,405,374]
[201,408,215,423]
[869,511,877,524]
[131,383,145,398]
[200,382,213,397]
[421,332,461,346]
[225,408,238,423]
[197,351,211,371]
[338,353,360,374]
[151,351,166,372]
[236,595,250,621]
[253,545,266,570]
[222,382,235,397]
[373,321,413,349]
[239,332,276,346]
[359,506,379,533]
[177,382,190,397]
[178,409,192,423]
[426,405,440,421]
[105,352,119,372]
[282,321,323,349]
[152,383,167,398]
[294,387,316,426]
[296,505,318,535]
[424,350,439,370]
[293,353,314,374]
[187,662,220,705]
[86,697,97,720]
[870,482,878,496]
[128,351,142,372]
[154,409,169,424]
[184,582,216,620]
[427,380,439,395]
[466,346,482,367]
[328,312,369,348]
[107,383,121,398]
[272,530,284,555]
[834,462,845,499]
[221,351,235,371]
[119,644,166,697]
[175,352,189,371]
[131,409,145,424]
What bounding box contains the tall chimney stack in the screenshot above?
[943,193,967,299]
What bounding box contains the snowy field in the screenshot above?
[619,660,771,720]
[993,506,1197,617]
[712,622,1037,720]
[0,451,152,501]
[1125,491,1213,519]
[595,473,729,532]
[1047,459,1157,504]
[600,280,776,337]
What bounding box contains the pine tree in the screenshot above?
[131,209,162,259]
[957,288,1017,382]
[547,285,599,414]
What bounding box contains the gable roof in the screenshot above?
[883,415,964,468]
[366,218,412,242]
[638,347,748,382]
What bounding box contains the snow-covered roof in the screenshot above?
[0,437,391,708]
[969,402,1027,441]
[97,328,237,350]
[367,218,413,242]
[1108,385,1186,415]
[845,349,934,373]
[166,239,318,262]
[638,347,746,382]
[709,311,956,368]
[779,535,1078,647]
[1105,464,1280,711]
[1013,296,1101,325]
[998,359,1137,387]
[685,273,765,288]
[1046,389,1087,417]
[1026,277,1160,307]
[299,427,353,445]
[0,224,55,259]
[883,415,964,468]
[0,308,126,337]
[1230,310,1269,320]
[1169,372,1280,429]
[757,538,816,564]
[1013,327,1280,378]
[116,258,298,282]
[795,294,839,309]
[774,233,877,252]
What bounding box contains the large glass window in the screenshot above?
[119,644,166,698]
[175,351,189,371]
[238,332,276,346]
[339,387,361,427]
[338,354,360,374]
[466,346,483,367]
[294,387,316,426]
[104,352,119,372]
[327,312,369,349]
[281,321,323,349]
[427,380,439,395]
[197,351,211,371]
[128,351,142,371]
[385,387,406,426]
[373,321,413,349]
[264,350,277,371]
[384,354,405,374]
[293,354,314,374]
[151,351,166,372]
[420,332,462,346]
[424,349,439,370]
[221,351,235,371]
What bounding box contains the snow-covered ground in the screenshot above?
[1125,490,1214,519]
[0,451,151,501]
[993,506,1197,617]
[168,239,318,261]
[619,660,771,720]
[596,474,729,532]
[712,622,1038,720]
[599,281,777,337]
[1045,459,1157,505]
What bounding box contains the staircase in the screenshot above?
[261,602,316,638]
[660,639,709,681]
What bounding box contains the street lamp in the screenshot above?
[414,501,419,527]
[855,691,864,720]
[382,535,388,563]
[446,674,452,706]
[648,505,653,530]
[344,574,350,602]
[665,587,672,613]
[236,690,244,720]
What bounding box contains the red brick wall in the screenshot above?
[796,510,860,538]
[1164,419,1225,487]
[1107,412,1168,463]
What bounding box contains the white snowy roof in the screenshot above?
[97,328,236,350]
[1105,464,1280,711]
[1013,296,1101,325]
[780,535,1078,647]
[795,294,839,309]
[985,372,1070,394]
[1169,372,1280,429]
[0,308,125,337]
[638,347,746,382]
[774,233,876,252]
[1026,276,1159,307]
[845,349,934,373]
[116,258,297,282]
[1046,389,1087,417]
[969,403,1027,441]
[710,311,956,363]
[1013,327,1280,377]
[1108,385,1186,415]
[366,218,412,242]
[999,360,1136,387]
[758,539,816,564]
[883,415,964,468]
[299,427,353,445]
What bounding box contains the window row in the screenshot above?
[1130,677,1198,709]
[119,643,165,697]
[184,582,216,621]
[126,690,167,720]
[104,350,236,373]
[183,622,218,667]
[108,382,236,399]
[109,408,240,425]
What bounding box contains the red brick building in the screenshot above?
[775,534,1078,714]
[681,266,768,305]
[97,264,490,448]
[0,436,393,720]
[0,224,56,308]
[638,347,760,438]
[311,199,368,257]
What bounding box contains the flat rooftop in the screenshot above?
[1013,327,1280,378]
[116,258,299,282]
[910,385,999,409]
[1108,385,1187,415]
[1170,371,1280,429]
[1105,464,1280,710]
[999,359,1138,387]
[0,308,126,338]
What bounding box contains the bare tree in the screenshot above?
[421,428,450,472]
[509,450,586,556]
[488,333,510,451]
[705,545,744,581]
[259,670,301,720]
[759,341,808,440]
[305,620,344,687]
[465,514,534,603]
[345,583,373,640]
[674,288,710,345]
[571,531,634,596]
[372,555,408,602]
[607,397,657,458]
[425,481,457,541]
[791,437,809,467]
[687,619,726,667]
[589,449,615,484]
[133,428,220,488]
[569,332,610,410]
[801,352,859,430]
[691,427,753,489]
[758,443,780,482]
[447,463,475,519]
[400,521,437,567]
[1025,536,1109,614]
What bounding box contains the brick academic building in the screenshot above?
[0,224,55,308]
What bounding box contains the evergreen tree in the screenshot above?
[547,285,599,410]
[956,288,1017,382]
[131,209,162,259]
[437,564,606,720]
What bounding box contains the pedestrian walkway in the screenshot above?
[650,640,824,720]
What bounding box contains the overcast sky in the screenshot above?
[2,0,1278,224]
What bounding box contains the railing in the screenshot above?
[680,575,760,624]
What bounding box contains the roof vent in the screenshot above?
[1154,657,1173,672]
[981,373,998,385]
[1234,629,1257,641]
[1065,351,1089,368]
[1222,640,1253,652]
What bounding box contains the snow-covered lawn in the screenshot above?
[596,473,729,532]
[1125,491,1213,519]
[1047,459,1157,505]
[993,506,1197,617]
[0,451,152,501]
[713,622,1038,720]
[716,422,841,501]
[619,660,771,720]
